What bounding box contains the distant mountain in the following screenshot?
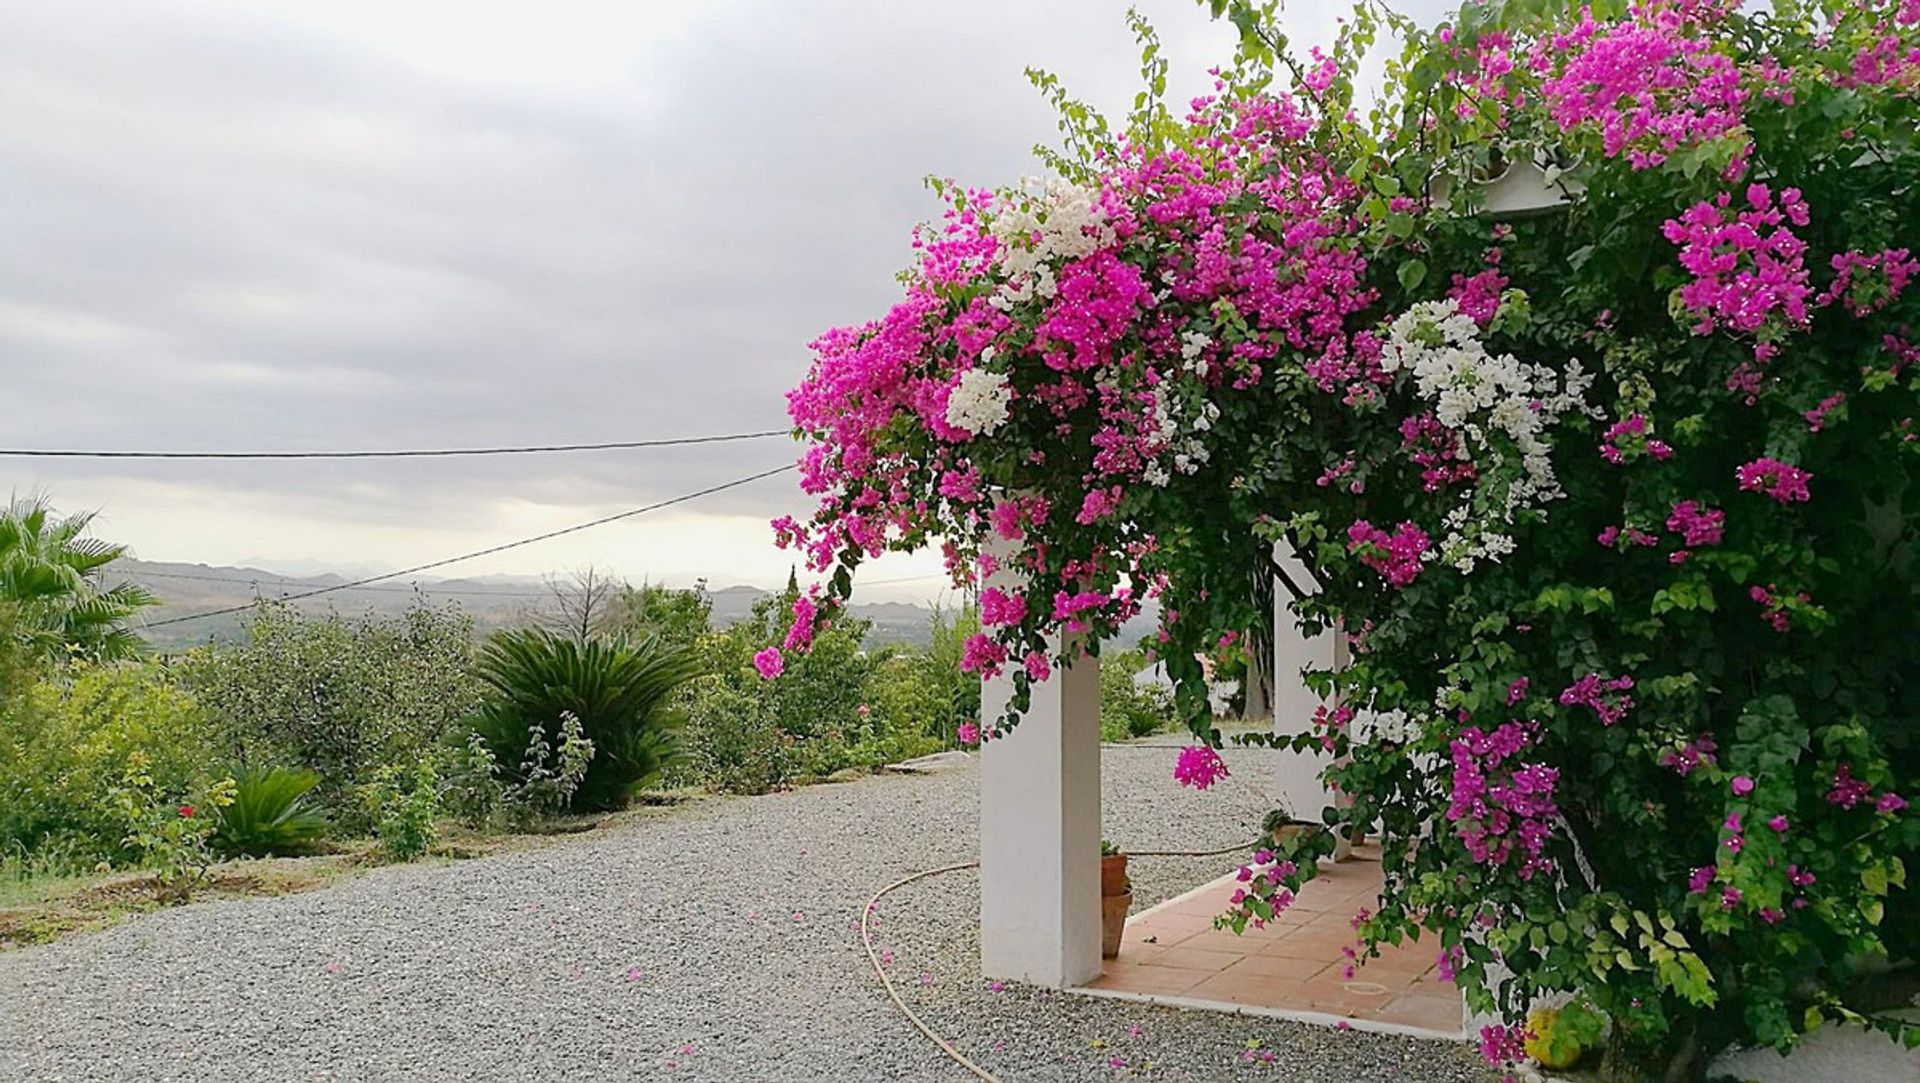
[116,559,1161,653]
[113,558,553,650]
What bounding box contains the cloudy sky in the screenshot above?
[2,0,1432,602]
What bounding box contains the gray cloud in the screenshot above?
[0,0,1442,579]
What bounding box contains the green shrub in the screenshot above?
[212,766,330,857]
[470,629,699,812]
[363,758,439,862]
[501,711,594,821]
[676,592,974,792]
[679,678,791,794]
[0,660,220,866]
[180,601,482,817]
[1099,649,1176,742]
[108,753,235,900]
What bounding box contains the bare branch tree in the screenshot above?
[530,565,626,641]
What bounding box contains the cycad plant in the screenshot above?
[211,765,330,857]
[470,630,701,812]
[0,496,155,661]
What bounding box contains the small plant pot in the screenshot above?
[1100,852,1130,896]
[1101,891,1132,958]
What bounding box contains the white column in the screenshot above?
[979,636,1102,987]
[1270,541,1346,835]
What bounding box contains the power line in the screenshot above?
[124,568,552,599]
[0,429,789,460]
[145,464,797,628]
[855,573,953,588]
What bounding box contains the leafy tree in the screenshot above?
[179,601,481,815]
[0,496,155,661]
[602,580,713,651]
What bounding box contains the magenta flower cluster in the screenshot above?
[1446,722,1560,880]
[1748,582,1809,633]
[1537,5,1748,170]
[1661,185,1813,336]
[1599,413,1671,464]
[1173,745,1230,791]
[1346,519,1431,588]
[1735,457,1812,503]
[1559,672,1636,726]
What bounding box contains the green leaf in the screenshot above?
[1397,258,1428,291]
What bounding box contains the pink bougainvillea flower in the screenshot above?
[1827,764,1872,808]
[1731,776,1754,796]
[1736,457,1813,503]
[956,721,980,746]
[626,966,644,982]
[1347,519,1430,588]
[1505,677,1529,705]
[1666,500,1725,547]
[753,647,784,680]
[1173,745,1230,790]
[1559,673,1635,726]
[1478,1024,1530,1066]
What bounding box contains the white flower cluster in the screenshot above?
[1179,329,1213,378]
[988,177,1115,307]
[1380,299,1595,575]
[1354,707,1421,745]
[944,363,1014,438]
[1141,381,1219,488]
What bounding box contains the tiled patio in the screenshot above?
[1074,844,1463,1037]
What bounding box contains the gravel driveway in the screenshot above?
[0,743,1490,1082]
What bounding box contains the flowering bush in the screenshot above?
[109,753,237,901]
[775,0,1918,1076]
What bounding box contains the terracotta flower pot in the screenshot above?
[1101,891,1132,958]
[1100,852,1130,896]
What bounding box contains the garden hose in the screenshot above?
[858,844,1258,1083]
[860,743,1274,1080]
[859,861,1000,1083]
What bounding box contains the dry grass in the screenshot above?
[0,820,607,952]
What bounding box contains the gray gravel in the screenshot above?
[0,743,1490,1082]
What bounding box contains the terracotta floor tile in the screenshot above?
[1175,928,1271,955]
[1218,953,1333,983]
[1140,945,1244,973]
[1079,854,1461,1036]
[1085,962,1214,996]
[1185,968,1304,1007]
[1371,993,1464,1033]
[1354,945,1436,974]
[1255,930,1349,962]
[1110,942,1168,965]
[1129,910,1217,938]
